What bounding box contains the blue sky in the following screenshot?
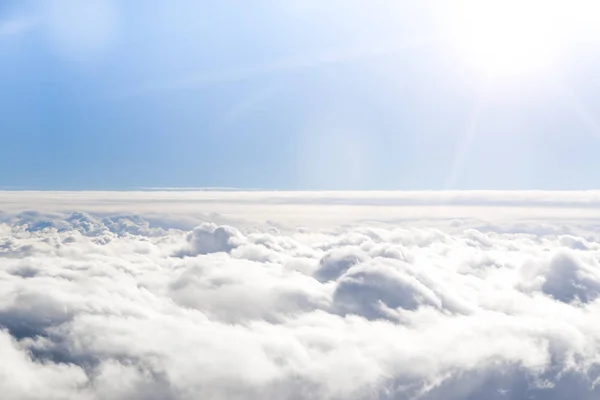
[1,0,600,190]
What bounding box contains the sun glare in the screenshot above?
[450,1,565,79]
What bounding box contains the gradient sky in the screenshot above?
[1,0,600,190]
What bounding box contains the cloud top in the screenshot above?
[2,192,600,398]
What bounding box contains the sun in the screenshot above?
[448,1,564,79]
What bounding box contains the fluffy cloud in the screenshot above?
[176,223,245,256]
[2,192,600,399]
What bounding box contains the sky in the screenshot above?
[2,0,600,190]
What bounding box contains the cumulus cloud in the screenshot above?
[176,223,245,256]
[537,251,600,304]
[2,191,600,398]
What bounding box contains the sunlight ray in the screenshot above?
[444,83,492,189]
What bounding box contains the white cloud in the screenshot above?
[176,223,245,256]
[2,191,600,398]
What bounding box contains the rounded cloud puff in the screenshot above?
[332,258,443,319]
[314,247,369,282]
[176,223,245,256]
[541,251,600,304]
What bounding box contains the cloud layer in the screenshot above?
[2,192,600,399]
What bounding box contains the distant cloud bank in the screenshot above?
[1,191,600,399]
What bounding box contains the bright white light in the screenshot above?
[449,1,566,79]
